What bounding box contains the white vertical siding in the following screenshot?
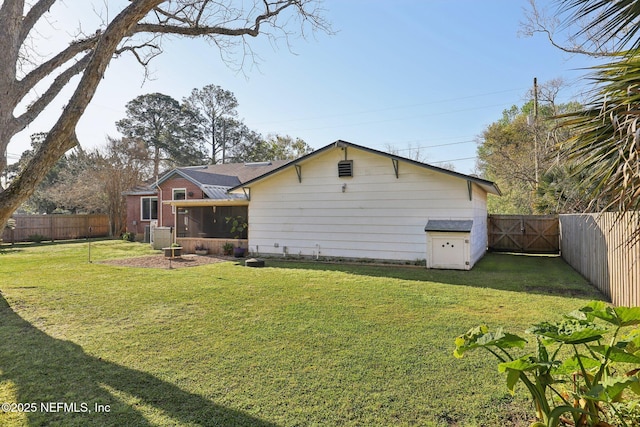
[247,146,489,263]
[470,183,489,266]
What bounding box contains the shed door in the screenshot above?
[430,236,466,269]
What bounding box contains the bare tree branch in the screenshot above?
[115,42,162,67]
[19,0,57,45]
[13,53,93,134]
[0,0,165,220]
[135,1,300,38]
[16,35,99,103]
[0,0,330,227]
[520,0,620,58]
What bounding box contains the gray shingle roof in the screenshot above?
[127,161,291,200]
[178,169,241,187]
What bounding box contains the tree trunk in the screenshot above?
[0,0,163,228]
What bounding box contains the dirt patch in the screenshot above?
[100,254,233,269]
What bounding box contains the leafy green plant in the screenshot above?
[225,215,247,239]
[222,241,233,256]
[454,301,640,427]
[121,232,135,242]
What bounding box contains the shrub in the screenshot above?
[28,234,48,243]
[121,232,135,242]
[454,301,640,427]
[222,242,233,256]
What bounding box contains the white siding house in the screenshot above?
[231,141,500,268]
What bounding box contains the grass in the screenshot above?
[0,240,603,426]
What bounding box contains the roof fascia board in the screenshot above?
[156,169,203,189]
[164,199,248,207]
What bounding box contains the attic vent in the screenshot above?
[338,160,353,177]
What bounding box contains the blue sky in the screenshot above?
[8,0,599,174]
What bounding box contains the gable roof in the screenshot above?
[229,140,501,196]
[157,160,290,188]
[121,161,291,198]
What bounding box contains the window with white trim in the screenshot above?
[141,197,158,221]
[172,188,186,200]
[171,189,186,214]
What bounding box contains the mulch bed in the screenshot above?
[100,254,233,269]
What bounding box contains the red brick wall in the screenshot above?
[158,178,204,227]
[126,177,206,238]
[125,193,157,239]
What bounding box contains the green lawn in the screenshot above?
[0,241,603,426]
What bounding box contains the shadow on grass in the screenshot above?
[264,252,606,301]
[0,293,277,427]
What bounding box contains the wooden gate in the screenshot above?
[488,215,559,253]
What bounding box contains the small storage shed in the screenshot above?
[425,220,474,270]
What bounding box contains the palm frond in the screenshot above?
[559,0,640,52]
[560,54,640,223]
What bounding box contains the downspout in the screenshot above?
[155,181,163,226]
[173,206,177,245]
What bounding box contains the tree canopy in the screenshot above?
[0,0,329,227]
[116,93,207,180]
[477,80,584,214]
[183,85,240,164]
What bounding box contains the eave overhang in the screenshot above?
[164,199,249,207]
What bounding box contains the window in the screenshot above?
[338,160,353,177]
[173,188,186,200]
[141,197,158,221]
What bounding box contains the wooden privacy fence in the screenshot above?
[488,215,560,253]
[1,214,110,242]
[560,213,640,307]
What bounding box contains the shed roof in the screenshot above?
[201,185,246,200]
[424,220,473,233]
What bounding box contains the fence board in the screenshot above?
[488,215,559,253]
[2,214,110,242]
[560,213,640,307]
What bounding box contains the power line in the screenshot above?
[431,156,476,163]
[277,102,512,134]
[252,87,527,126]
[431,156,477,165]
[389,139,475,152]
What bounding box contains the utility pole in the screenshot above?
[533,77,539,189]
